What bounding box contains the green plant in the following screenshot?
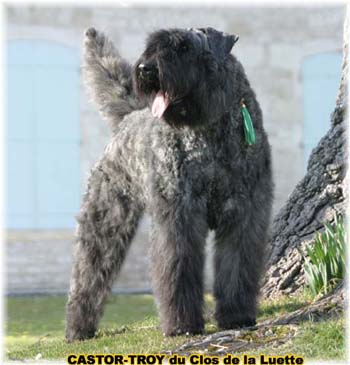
[304,214,346,297]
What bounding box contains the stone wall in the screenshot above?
[6,5,344,293]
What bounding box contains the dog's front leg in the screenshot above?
[213,192,272,330]
[149,195,208,336]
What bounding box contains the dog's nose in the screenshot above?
[138,63,156,75]
[138,63,150,72]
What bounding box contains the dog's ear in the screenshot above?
[198,27,238,61]
[224,34,239,54]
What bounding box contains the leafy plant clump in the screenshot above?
[304,214,346,297]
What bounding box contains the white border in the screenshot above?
[1,1,349,365]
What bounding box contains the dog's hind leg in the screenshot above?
[65,159,144,342]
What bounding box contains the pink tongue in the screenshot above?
[152,91,170,118]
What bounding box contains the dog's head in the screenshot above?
[133,27,239,128]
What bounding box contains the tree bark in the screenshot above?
[262,8,348,298]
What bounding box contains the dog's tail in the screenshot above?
[83,28,146,132]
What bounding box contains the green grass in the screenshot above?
[248,318,345,360]
[287,317,345,359]
[5,294,345,361]
[6,295,200,360]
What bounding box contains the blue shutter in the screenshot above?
[6,40,80,229]
[302,52,342,168]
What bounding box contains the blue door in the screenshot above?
[302,52,342,168]
[6,40,80,229]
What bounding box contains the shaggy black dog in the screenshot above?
[65,27,273,342]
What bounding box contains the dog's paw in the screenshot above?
[65,328,96,343]
[66,323,96,343]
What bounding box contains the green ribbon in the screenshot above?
[240,99,256,146]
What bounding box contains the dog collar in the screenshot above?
[240,98,256,146]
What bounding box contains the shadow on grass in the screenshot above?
[258,300,309,319]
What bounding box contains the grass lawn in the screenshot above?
[5,293,345,361]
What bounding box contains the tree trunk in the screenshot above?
[262,9,348,298]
